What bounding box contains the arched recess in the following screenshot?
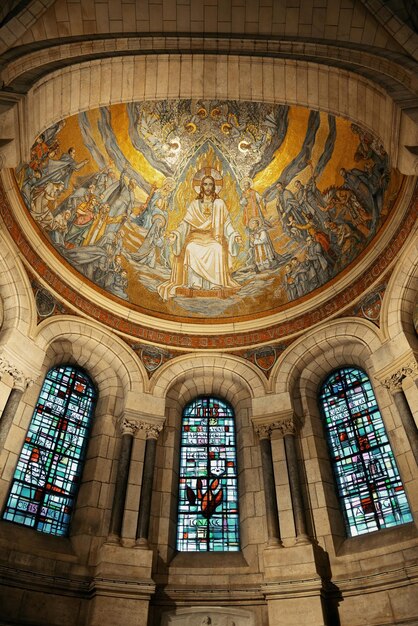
[149,354,268,575]
[267,319,410,553]
[150,353,267,400]
[381,233,418,350]
[0,227,36,343]
[21,55,403,169]
[2,316,149,557]
[35,316,148,398]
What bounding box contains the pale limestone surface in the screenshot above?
[0,1,417,625]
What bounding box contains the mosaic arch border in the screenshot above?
[1,172,416,350]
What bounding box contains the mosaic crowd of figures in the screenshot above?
[2,366,96,536]
[15,100,396,318]
[319,367,412,536]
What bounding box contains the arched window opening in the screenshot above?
[177,397,240,552]
[2,365,96,536]
[319,367,413,537]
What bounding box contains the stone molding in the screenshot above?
[254,416,298,439]
[0,355,34,391]
[380,360,418,392]
[118,416,163,439]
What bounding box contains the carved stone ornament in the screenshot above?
[0,355,34,391]
[271,418,297,437]
[138,421,163,440]
[254,424,272,440]
[254,417,298,440]
[119,417,140,436]
[381,360,418,392]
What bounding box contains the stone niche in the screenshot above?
[161,606,255,625]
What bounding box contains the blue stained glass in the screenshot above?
[319,367,412,537]
[2,366,96,536]
[177,397,240,552]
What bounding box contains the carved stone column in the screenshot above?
[382,363,418,465]
[275,418,310,544]
[0,357,33,447]
[255,424,282,547]
[135,422,163,548]
[108,417,139,543]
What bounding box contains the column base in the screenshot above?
[105,533,121,545]
[263,542,331,626]
[135,537,150,549]
[266,537,284,549]
[88,542,155,626]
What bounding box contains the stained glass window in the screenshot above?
[319,367,413,537]
[2,366,96,536]
[177,397,240,552]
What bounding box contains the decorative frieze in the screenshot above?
[254,417,298,439]
[381,360,418,392]
[0,355,34,391]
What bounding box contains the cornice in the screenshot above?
[2,35,416,104]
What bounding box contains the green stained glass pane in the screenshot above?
[177,397,240,552]
[319,367,412,537]
[2,366,96,536]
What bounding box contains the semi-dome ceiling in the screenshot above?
[15,99,402,325]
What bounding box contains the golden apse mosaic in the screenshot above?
[15,100,402,322]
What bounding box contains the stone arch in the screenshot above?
[149,354,267,565]
[35,316,148,402]
[16,317,149,549]
[270,318,382,398]
[268,319,386,550]
[21,55,403,168]
[381,233,418,350]
[0,227,35,342]
[150,353,267,401]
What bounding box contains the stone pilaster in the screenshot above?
[135,421,163,548]
[254,423,283,547]
[108,417,140,543]
[269,415,310,544]
[381,361,418,464]
[0,356,34,448]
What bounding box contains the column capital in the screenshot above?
[254,423,273,440]
[271,417,298,438]
[118,417,140,436]
[140,421,163,440]
[0,355,34,391]
[380,360,418,392]
[254,415,300,439]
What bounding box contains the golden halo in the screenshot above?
[193,167,223,195]
[221,122,232,135]
[240,177,253,189]
[197,107,208,119]
[185,122,197,134]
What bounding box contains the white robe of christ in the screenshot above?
[157,198,240,301]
